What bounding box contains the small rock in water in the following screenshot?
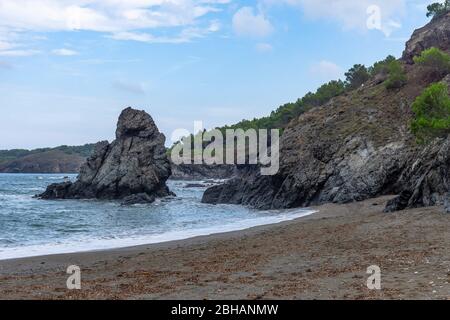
[121,193,156,206]
[184,183,207,188]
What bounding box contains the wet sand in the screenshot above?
[0,196,449,300]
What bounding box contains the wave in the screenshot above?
[0,208,316,261]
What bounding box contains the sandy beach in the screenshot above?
[0,196,449,300]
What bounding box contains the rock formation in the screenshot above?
[402,12,450,63]
[203,14,450,212]
[385,136,450,212]
[39,107,173,204]
[170,162,236,180]
[445,193,450,213]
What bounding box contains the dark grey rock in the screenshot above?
[121,193,156,205]
[184,183,208,188]
[170,162,236,180]
[384,136,450,212]
[444,193,450,213]
[202,16,450,211]
[402,12,450,63]
[39,107,172,202]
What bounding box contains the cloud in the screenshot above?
[0,0,228,32]
[256,42,273,52]
[0,0,229,49]
[232,7,274,38]
[112,80,147,95]
[0,33,41,56]
[309,60,344,80]
[262,0,405,36]
[109,20,221,43]
[0,49,40,56]
[52,48,79,56]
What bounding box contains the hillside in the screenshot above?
[0,144,95,173]
[202,12,450,213]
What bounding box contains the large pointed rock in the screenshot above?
[39,107,173,203]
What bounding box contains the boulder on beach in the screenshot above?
[39,107,173,204]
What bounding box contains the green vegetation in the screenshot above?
[384,60,407,89]
[426,1,450,18]
[369,55,396,76]
[222,80,346,132]
[413,47,450,77]
[411,82,450,143]
[345,64,370,90]
[368,55,407,89]
[0,144,95,165]
[171,55,404,151]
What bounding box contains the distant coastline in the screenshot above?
[0,144,95,174]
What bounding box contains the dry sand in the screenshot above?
[0,196,449,300]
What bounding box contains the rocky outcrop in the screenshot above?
[202,90,418,209]
[39,107,173,204]
[203,16,450,211]
[444,193,450,213]
[402,12,450,63]
[385,136,450,212]
[170,162,236,180]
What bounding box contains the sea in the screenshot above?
[0,173,314,260]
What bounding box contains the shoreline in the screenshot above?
[0,207,317,262]
[0,196,449,300]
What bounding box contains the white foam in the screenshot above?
[0,208,316,261]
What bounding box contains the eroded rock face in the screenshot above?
[444,193,450,213]
[202,87,419,209]
[170,162,236,180]
[39,107,173,203]
[385,136,450,212]
[402,12,450,63]
[202,16,450,211]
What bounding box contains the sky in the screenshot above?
[0,0,436,149]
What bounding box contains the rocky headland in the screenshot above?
[203,14,450,214]
[38,107,173,204]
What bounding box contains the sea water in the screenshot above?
[0,174,314,260]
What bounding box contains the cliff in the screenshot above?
[203,15,450,213]
[402,12,450,63]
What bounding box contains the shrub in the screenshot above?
[411,82,450,143]
[384,60,407,89]
[413,47,450,78]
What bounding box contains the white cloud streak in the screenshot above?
[0,0,229,54]
[52,48,79,56]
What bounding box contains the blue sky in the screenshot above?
[0,0,435,149]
